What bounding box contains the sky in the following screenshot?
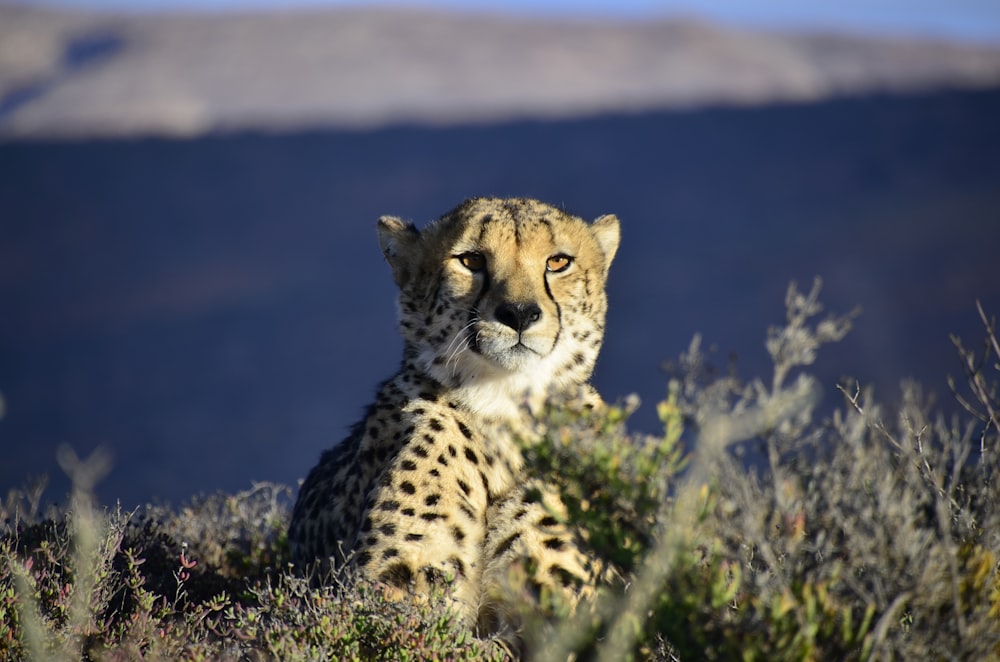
[14,0,1000,44]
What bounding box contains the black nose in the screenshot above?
[495,302,542,332]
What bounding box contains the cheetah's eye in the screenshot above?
[457,252,486,272]
[546,254,573,273]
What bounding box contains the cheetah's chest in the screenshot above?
[387,397,526,506]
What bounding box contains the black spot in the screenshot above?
[513,508,528,520]
[400,460,417,471]
[452,525,466,543]
[402,508,416,517]
[543,537,566,551]
[412,408,425,416]
[437,454,449,467]
[421,512,442,522]
[422,566,448,586]
[382,547,399,560]
[400,481,416,495]
[425,494,441,506]
[380,523,397,537]
[538,516,559,527]
[448,445,457,457]
[422,433,436,445]
[550,564,577,587]
[356,551,372,567]
[379,562,413,586]
[459,503,476,520]
[365,535,378,546]
[494,532,521,558]
[429,418,444,432]
[449,556,466,578]
[457,421,474,439]
[429,468,441,477]
[521,488,541,504]
[457,479,471,497]
[405,533,423,542]
[413,445,429,458]
[464,447,479,465]
[378,500,400,512]
[479,471,489,493]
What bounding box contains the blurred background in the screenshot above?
[1,0,999,507]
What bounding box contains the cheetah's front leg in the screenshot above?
[477,480,597,638]
[352,447,491,624]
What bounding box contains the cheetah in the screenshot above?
[288,197,620,640]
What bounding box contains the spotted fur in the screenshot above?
[288,197,620,638]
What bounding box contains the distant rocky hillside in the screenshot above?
[2,4,1000,136]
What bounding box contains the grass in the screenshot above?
[2,278,998,660]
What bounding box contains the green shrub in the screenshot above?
[2,279,997,660]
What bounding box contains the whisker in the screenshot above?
[439,319,478,378]
[445,332,474,377]
[447,338,470,378]
[441,319,477,361]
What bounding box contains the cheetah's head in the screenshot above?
[377,197,619,419]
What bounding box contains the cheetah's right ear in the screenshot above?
[377,216,421,288]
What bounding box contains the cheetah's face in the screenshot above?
[377,198,619,417]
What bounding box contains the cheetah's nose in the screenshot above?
[495,302,542,333]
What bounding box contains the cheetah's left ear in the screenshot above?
[591,214,620,274]
[377,215,421,288]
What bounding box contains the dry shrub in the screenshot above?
[2,279,997,660]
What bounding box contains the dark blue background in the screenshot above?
[2,88,999,507]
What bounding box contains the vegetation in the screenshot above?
[2,279,998,660]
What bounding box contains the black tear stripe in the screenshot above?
[470,271,491,329]
[544,278,563,350]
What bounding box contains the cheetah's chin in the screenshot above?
[472,335,554,373]
[483,342,542,372]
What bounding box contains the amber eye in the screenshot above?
[457,252,486,272]
[546,254,572,273]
